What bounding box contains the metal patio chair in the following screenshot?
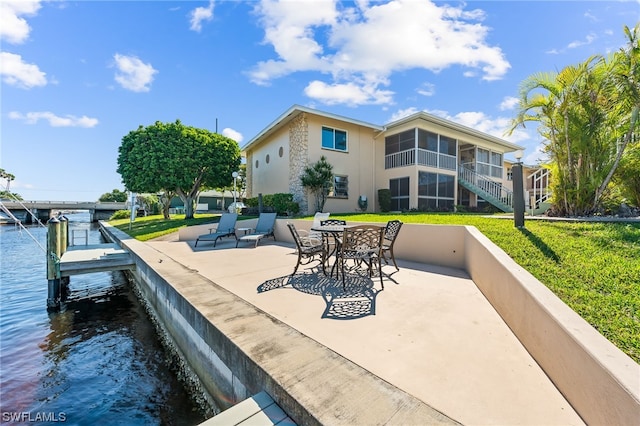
[382,220,403,271]
[287,223,326,276]
[337,225,385,290]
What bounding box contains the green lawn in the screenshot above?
[111,212,640,364]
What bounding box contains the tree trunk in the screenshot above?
[593,106,638,210]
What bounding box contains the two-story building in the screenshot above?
[241,104,533,215]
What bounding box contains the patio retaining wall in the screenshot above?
[172,219,638,424]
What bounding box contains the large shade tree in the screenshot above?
[510,24,639,216]
[117,120,241,219]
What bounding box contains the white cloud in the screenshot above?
[304,80,394,106]
[113,54,158,92]
[424,108,530,144]
[0,52,47,88]
[499,96,519,111]
[222,127,243,143]
[416,82,435,97]
[249,0,510,106]
[189,1,214,32]
[388,107,419,122]
[567,32,596,49]
[9,111,99,128]
[0,0,41,44]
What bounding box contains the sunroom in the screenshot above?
[380,112,522,212]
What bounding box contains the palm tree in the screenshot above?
[300,156,333,213]
[509,24,639,215]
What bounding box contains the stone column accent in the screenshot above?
[289,113,309,214]
[245,152,253,198]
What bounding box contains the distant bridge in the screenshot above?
[0,200,127,223]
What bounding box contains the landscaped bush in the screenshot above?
[378,189,391,212]
[243,193,299,215]
[110,209,131,220]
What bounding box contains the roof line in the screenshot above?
[241,105,383,151]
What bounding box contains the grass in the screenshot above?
[110,212,640,364]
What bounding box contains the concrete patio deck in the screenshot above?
[146,234,584,425]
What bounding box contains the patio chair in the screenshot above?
[194,213,238,247]
[337,225,385,290]
[236,212,277,248]
[382,220,403,271]
[287,223,325,276]
[298,212,329,246]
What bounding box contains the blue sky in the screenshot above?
[2,0,638,201]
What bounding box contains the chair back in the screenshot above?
[384,220,403,244]
[287,223,304,249]
[217,213,238,233]
[312,212,330,228]
[255,212,277,233]
[321,219,347,226]
[341,225,384,256]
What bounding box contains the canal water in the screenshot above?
[0,212,208,425]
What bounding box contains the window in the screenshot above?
[331,175,348,198]
[390,177,410,211]
[439,136,457,156]
[418,129,438,152]
[490,152,503,178]
[477,148,503,178]
[385,129,415,155]
[322,126,347,151]
[418,171,455,211]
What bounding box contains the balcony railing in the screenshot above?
[385,149,457,171]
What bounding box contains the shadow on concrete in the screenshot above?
[257,272,380,320]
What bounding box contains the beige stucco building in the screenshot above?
[242,105,539,215]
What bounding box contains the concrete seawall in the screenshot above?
[104,219,639,425]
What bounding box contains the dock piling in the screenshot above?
[47,217,61,310]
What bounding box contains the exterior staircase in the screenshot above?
[458,165,513,213]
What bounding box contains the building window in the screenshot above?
[418,171,455,211]
[385,129,415,155]
[322,126,347,151]
[390,177,410,211]
[490,152,503,178]
[418,129,438,152]
[331,175,348,198]
[266,154,270,164]
[255,159,259,168]
[279,146,284,157]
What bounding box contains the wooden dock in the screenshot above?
[59,243,135,277]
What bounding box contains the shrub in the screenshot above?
[378,189,391,212]
[241,193,299,215]
[110,209,132,220]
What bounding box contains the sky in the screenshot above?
[1,0,638,202]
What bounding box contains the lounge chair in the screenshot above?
[236,212,277,248]
[194,213,238,247]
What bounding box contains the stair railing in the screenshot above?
[530,167,551,208]
[458,164,513,208]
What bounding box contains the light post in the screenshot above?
[232,171,239,211]
[512,150,525,228]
